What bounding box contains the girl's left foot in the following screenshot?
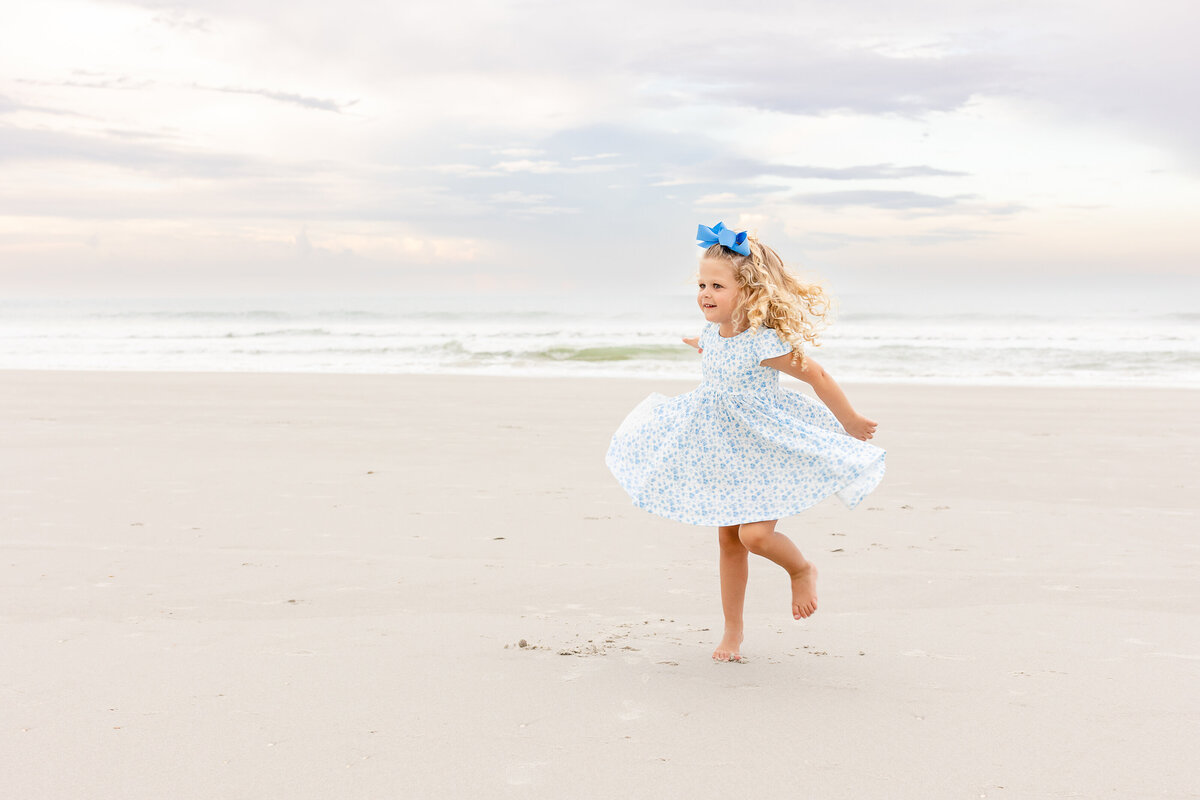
[790,563,819,619]
[712,629,744,662]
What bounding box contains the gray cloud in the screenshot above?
[1015,6,1200,170]
[0,179,456,222]
[664,158,967,185]
[790,231,882,252]
[17,71,354,114]
[89,0,1200,163]
[19,70,156,91]
[788,225,1001,252]
[93,1,1015,118]
[151,8,212,33]
[794,190,964,209]
[485,126,966,187]
[765,163,965,180]
[635,46,1012,117]
[194,84,358,113]
[0,93,88,118]
[0,125,270,177]
[903,227,1002,245]
[790,190,1023,216]
[99,127,183,142]
[7,0,1196,293]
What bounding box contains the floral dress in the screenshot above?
[605,323,886,526]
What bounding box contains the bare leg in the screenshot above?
[714,525,747,661]
[737,520,818,620]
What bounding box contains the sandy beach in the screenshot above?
[2,370,1198,799]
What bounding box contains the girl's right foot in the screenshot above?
[712,629,744,662]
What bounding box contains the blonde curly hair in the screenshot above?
[702,235,830,370]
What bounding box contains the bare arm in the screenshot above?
[760,353,877,440]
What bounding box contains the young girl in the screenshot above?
[605,222,886,663]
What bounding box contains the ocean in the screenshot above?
[2,287,1198,387]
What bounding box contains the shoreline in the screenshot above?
[3,366,1199,392]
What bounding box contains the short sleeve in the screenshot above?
[753,327,793,363]
[699,322,716,346]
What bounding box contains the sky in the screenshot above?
[1,0,1198,299]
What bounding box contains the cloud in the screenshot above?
[295,225,313,257]
[695,192,743,206]
[82,0,1199,167]
[194,84,358,113]
[790,231,882,251]
[19,69,353,114]
[788,190,1024,216]
[636,46,1012,117]
[290,228,486,263]
[793,190,965,209]
[488,190,579,216]
[4,0,1198,294]
[90,1,1014,118]
[758,225,1003,253]
[660,158,967,185]
[0,92,109,120]
[0,124,271,177]
[151,8,212,33]
[19,70,155,91]
[1013,5,1200,170]
[903,227,1002,245]
[489,158,625,175]
[757,163,965,180]
[502,126,966,189]
[490,191,553,205]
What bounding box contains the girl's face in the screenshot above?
[697,257,740,326]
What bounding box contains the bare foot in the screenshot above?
[712,629,744,662]
[790,563,819,619]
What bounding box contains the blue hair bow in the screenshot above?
[696,222,750,256]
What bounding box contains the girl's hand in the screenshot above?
[841,414,878,441]
[682,336,702,354]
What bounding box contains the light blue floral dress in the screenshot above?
[605,322,886,526]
